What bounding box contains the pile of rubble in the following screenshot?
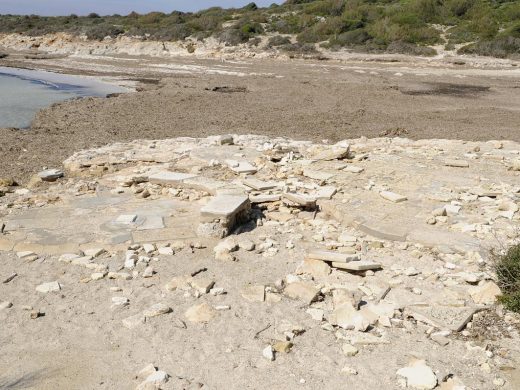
[1,134,519,389]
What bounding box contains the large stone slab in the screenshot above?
[200,195,250,220]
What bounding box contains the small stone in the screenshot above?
[122,313,145,329]
[396,359,437,389]
[469,281,501,305]
[273,341,293,353]
[296,259,331,278]
[137,364,156,380]
[115,214,137,224]
[38,168,64,181]
[17,251,38,261]
[142,243,156,254]
[238,239,255,251]
[140,370,169,388]
[332,261,382,272]
[143,303,172,318]
[142,266,155,278]
[35,281,61,293]
[3,272,17,284]
[342,343,359,357]
[431,334,450,346]
[283,282,320,305]
[158,246,174,256]
[187,277,214,294]
[83,248,105,257]
[263,345,275,361]
[493,378,505,387]
[111,296,129,307]
[445,159,469,168]
[306,308,324,321]
[0,301,13,311]
[185,303,217,323]
[341,366,358,375]
[30,310,44,319]
[380,191,407,203]
[241,285,265,302]
[91,272,106,281]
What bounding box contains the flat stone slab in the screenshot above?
[307,250,359,263]
[379,191,407,203]
[200,194,250,220]
[405,305,481,332]
[148,171,197,185]
[332,261,382,271]
[242,178,278,191]
[38,168,64,182]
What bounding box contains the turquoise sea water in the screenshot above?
[0,67,126,128]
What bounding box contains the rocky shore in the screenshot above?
[1,134,519,389]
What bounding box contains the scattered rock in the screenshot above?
[396,359,437,389]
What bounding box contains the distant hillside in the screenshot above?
[0,0,519,58]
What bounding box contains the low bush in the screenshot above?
[386,40,437,56]
[459,36,520,58]
[494,244,520,313]
[266,35,291,47]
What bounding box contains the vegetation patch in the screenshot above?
[494,244,520,313]
[0,1,518,58]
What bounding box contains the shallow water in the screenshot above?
[0,67,127,128]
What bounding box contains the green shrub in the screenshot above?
[329,28,371,46]
[386,40,437,56]
[85,24,124,40]
[494,244,520,313]
[267,35,292,47]
[459,36,520,58]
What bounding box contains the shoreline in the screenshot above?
[1,47,520,185]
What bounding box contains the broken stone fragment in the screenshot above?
[282,193,317,209]
[330,302,374,331]
[143,303,172,318]
[341,366,358,375]
[17,251,38,261]
[38,168,64,182]
[342,343,359,356]
[283,281,320,305]
[158,246,174,256]
[241,285,265,302]
[306,143,350,161]
[0,301,13,311]
[3,272,17,284]
[469,281,501,305]
[185,303,217,323]
[296,258,331,278]
[307,250,359,263]
[122,313,145,329]
[164,275,191,291]
[189,277,215,294]
[396,359,437,389]
[306,308,324,321]
[35,281,61,293]
[332,260,382,272]
[445,159,469,168]
[262,345,275,361]
[379,191,407,203]
[137,370,169,390]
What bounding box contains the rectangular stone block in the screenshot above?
[200,195,250,220]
